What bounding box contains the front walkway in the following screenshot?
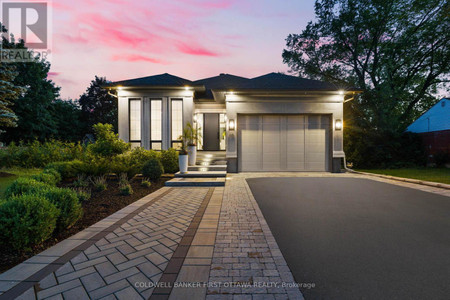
[1,172,447,300]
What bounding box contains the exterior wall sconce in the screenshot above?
[228,119,235,131]
[193,114,197,123]
[335,119,343,131]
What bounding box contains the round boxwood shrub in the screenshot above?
[41,187,83,231]
[0,195,60,251]
[161,148,179,174]
[4,178,49,199]
[142,158,164,181]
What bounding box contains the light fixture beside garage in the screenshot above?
[228,119,235,131]
[335,119,343,130]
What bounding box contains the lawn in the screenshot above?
[0,168,43,196]
[357,168,450,185]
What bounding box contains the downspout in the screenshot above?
[342,92,356,172]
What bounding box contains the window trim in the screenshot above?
[128,98,142,143]
[170,98,184,148]
[150,99,163,150]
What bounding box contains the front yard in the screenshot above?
[357,168,450,184]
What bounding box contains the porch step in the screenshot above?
[165,177,225,187]
[188,165,227,171]
[175,171,227,178]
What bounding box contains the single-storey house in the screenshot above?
[407,98,450,162]
[104,73,361,173]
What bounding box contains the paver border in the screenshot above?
[241,176,305,300]
[0,187,173,300]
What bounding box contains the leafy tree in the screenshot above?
[1,27,61,143]
[79,76,117,133]
[283,0,449,167]
[0,24,24,136]
[50,99,83,141]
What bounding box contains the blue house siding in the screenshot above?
[407,98,450,133]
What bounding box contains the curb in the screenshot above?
[347,169,450,190]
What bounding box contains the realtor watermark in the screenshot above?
[0,0,52,62]
[134,280,316,290]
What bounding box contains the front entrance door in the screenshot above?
[203,114,220,150]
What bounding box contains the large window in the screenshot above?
[129,99,141,144]
[151,100,162,150]
[171,99,183,149]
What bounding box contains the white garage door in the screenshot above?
[238,115,330,172]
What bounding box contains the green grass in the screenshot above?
[0,168,42,196]
[357,168,450,185]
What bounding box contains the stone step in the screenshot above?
[175,171,227,178]
[165,177,225,187]
[188,165,227,171]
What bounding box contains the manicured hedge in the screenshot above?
[0,195,60,250]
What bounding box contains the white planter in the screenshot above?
[179,155,188,174]
[187,146,197,166]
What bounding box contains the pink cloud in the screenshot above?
[110,54,166,64]
[177,42,220,56]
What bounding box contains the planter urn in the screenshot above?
[179,154,188,174]
[187,145,197,166]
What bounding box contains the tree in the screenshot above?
[50,99,83,141]
[283,0,450,167]
[1,26,61,143]
[79,76,117,134]
[0,24,23,136]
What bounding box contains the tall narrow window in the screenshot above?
[151,100,162,150]
[129,99,141,145]
[171,99,183,149]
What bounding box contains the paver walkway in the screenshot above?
[2,171,440,299]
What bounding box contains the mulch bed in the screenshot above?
[0,177,169,274]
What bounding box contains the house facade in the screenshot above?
[105,73,360,173]
[407,98,450,162]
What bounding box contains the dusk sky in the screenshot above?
[45,0,317,99]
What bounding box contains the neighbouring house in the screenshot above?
[407,98,450,163]
[104,73,361,173]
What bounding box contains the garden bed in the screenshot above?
[0,177,169,273]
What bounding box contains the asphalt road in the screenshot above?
[247,177,450,300]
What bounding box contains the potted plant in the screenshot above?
[178,137,188,174]
[184,122,202,166]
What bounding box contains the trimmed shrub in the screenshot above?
[4,178,48,199]
[31,172,60,186]
[110,154,140,179]
[142,158,164,181]
[43,168,62,183]
[161,148,179,174]
[41,187,83,231]
[0,195,60,250]
[44,160,84,179]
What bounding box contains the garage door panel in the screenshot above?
[262,117,281,171]
[239,114,329,172]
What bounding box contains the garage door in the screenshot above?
[238,115,330,171]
